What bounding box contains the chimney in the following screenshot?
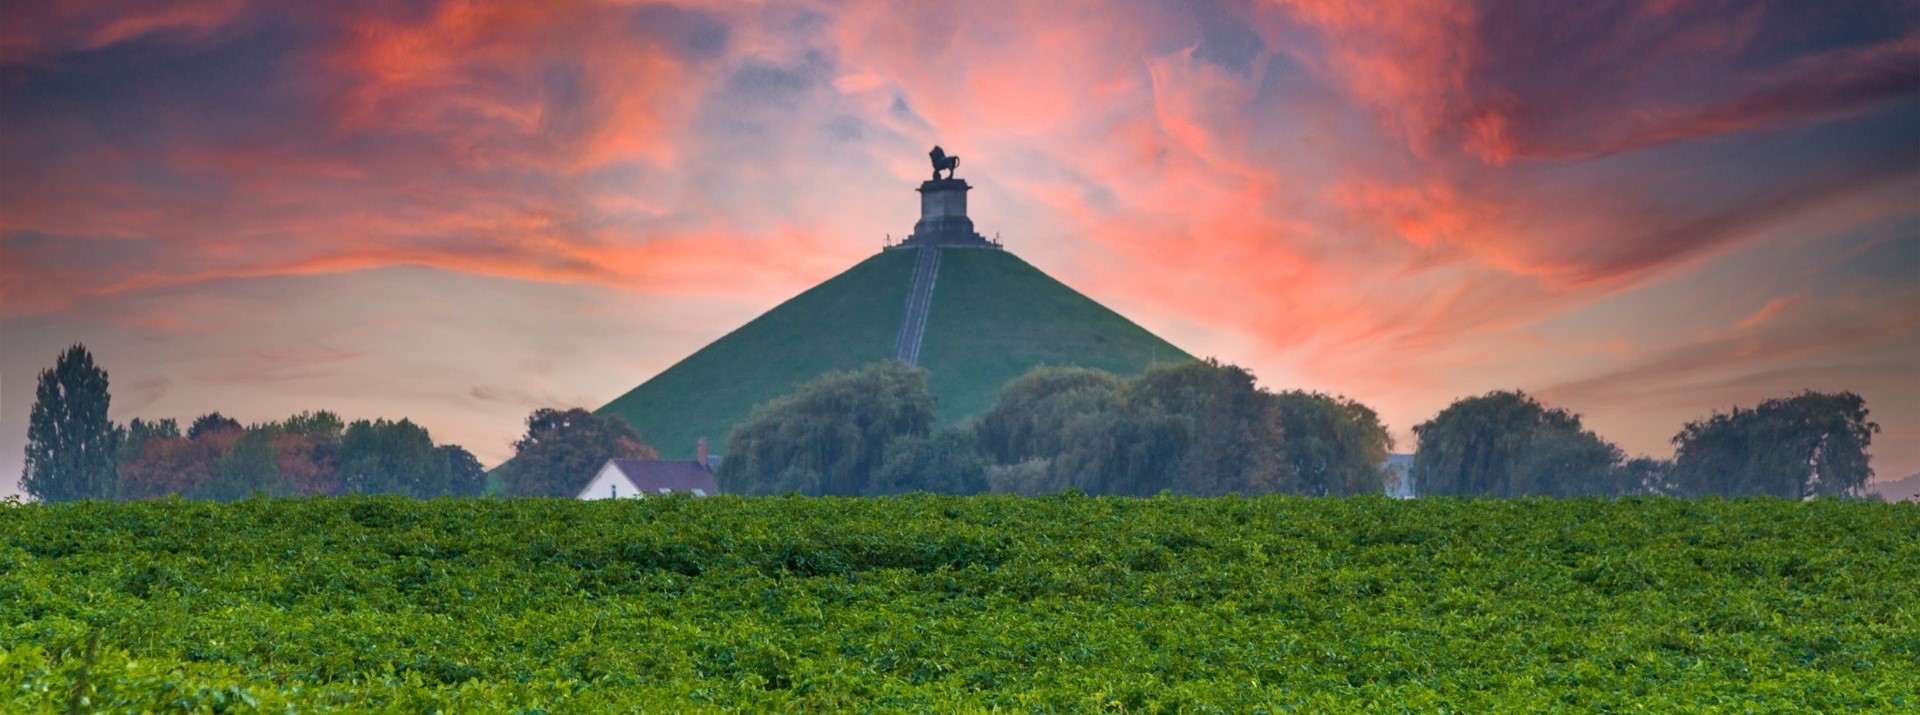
[696,437,709,469]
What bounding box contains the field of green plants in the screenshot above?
[3,495,1915,712]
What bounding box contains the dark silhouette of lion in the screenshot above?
[929,146,959,180]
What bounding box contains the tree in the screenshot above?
[187,413,241,439]
[120,418,181,464]
[1102,359,1289,496]
[272,432,341,495]
[978,361,1380,497]
[22,345,122,502]
[503,408,656,497]
[1272,391,1393,496]
[283,410,345,438]
[1668,391,1878,499]
[976,367,1125,465]
[193,415,348,500]
[872,426,989,495]
[1510,424,1630,498]
[118,436,204,500]
[1051,404,1188,496]
[719,362,936,496]
[439,445,487,498]
[974,366,1127,495]
[114,409,479,499]
[206,424,282,501]
[274,411,346,496]
[340,419,448,497]
[119,422,236,500]
[1412,391,1626,497]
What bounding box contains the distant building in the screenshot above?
[1382,454,1415,498]
[576,439,720,500]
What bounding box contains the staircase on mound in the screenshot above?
[893,246,942,366]
[890,173,1000,367]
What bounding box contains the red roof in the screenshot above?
[608,458,718,495]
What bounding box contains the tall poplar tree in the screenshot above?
[22,344,122,501]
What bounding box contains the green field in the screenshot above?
[597,249,1191,460]
[4,496,1915,712]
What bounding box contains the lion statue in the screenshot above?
[929,146,959,180]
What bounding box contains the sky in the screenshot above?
[3,0,1917,497]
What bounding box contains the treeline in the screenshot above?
[22,343,1883,502]
[114,412,485,500]
[1412,390,1880,499]
[719,360,1393,497]
[21,345,483,502]
[720,360,1882,500]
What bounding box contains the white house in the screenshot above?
[1382,454,1415,498]
[576,439,720,500]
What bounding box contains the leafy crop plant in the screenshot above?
[2,495,1915,712]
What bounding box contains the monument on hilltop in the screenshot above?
[590,146,1190,468]
[894,145,1000,250]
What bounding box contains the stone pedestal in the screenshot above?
[898,178,997,248]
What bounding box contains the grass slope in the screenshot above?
[918,249,1193,421]
[598,251,912,459]
[5,497,1915,711]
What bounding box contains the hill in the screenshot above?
[916,249,1189,421]
[596,250,910,459]
[599,248,1191,458]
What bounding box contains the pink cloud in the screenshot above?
[0,0,254,64]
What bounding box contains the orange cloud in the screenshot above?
[0,0,254,64]
[1264,0,1478,158]
[324,1,699,170]
[86,0,251,50]
[1734,293,1804,331]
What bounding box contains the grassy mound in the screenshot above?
[4,496,1916,711]
[919,250,1191,421]
[598,251,912,459]
[598,249,1191,459]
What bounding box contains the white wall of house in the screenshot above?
[1382,454,1416,499]
[575,460,714,499]
[576,461,641,500]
